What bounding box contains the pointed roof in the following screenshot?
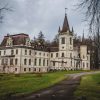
[58,26,61,33]
[82,30,85,42]
[72,27,74,33]
[61,14,70,33]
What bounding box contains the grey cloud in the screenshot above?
[0,0,87,42]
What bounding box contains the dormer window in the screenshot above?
[6,37,13,46]
[26,38,31,46]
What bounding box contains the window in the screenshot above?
[16,49,18,54]
[44,53,45,56]
[53,62,55,66]
[35,52,37,55]
[70,37,72,45]
[29,59,31,65]
[87,56,88,60]
[70,53,72,58]
[11,50,14,55]
[0,51,1,55]
[47,60,48,66]
[39,68,41,72]
[29,50,31,55]
[56,53,58,57]
[34,68,36,71]
[15,58,18,65]
[29,68,31,71]
[4,50,6,55]
[39,59,41,66]
[39,53,41,55]
[43,59,45,66]
[25,50,27,55]
[15,68,17,71]
[1,59,4,65]
[71,60,72,66]
[34,58,37,66]
[5,59,8,65]
[83,62,85,67]
[10,59,13,65]
[24,68,26,71]
[61,37,65,44]
[87,63,88,67]
[83,55,85,59]
[51,53,53,57]
[24,59,27,65]
[62,53,64,57]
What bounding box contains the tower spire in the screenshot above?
[72,26,74,33]
[58,26,61,33]
[65,8,67,16]
[61,8,70,33]
[82,30,85,42]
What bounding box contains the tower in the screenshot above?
[58,10,74,70]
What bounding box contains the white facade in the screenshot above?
[0,14,91,73]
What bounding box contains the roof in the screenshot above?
[1,33,29,46]
[60,14,70,33]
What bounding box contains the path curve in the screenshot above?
[13,71,100,100]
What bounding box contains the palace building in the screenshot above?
[0,13,91,73]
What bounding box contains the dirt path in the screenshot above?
[13,71,100,100]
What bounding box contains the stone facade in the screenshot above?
[0,14,91,73]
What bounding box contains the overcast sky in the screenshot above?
[0,0,88,41]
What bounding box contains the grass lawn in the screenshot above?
[0,70,90,99]
[74,73,100,100]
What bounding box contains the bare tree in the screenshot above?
[78,0,100,69]
[0,3,12,23]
